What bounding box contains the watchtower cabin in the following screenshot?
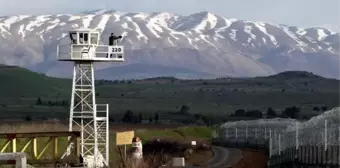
[57,28,124,62]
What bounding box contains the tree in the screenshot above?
[122,110,134,123]
[109,117,115,122]
[154,112,159,124]
[234,109,246,116]
[266,108,277,118]
[25,114,32,121]
[148,117,153,124]
[54,101,61,106]
[193,114,201,120]
[283,106,300,119]
[245,110,263,118]
[138,113,143,123]
[36,97,42,105]
[312,106,320,111]
[132,114,140,124]
[321,106,328,111]
[179,105,190,114]
[47,101,53,106]
[201,116,210,125]
[61,100,69,106]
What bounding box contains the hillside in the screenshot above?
[0,10,338,79]
[0,65,69,118]
[0,66,339,119]
[95,63,214,80]
[0,65,70,98]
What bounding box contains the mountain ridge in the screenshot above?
[0,10,339,79]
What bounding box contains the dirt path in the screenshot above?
[183,147,242,168]
[232,149,268,168]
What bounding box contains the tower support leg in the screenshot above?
[69,62,102,167]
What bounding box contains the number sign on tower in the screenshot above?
[57,28,125,167]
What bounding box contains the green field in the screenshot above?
[0,65,339,119]
[134,126,214,141]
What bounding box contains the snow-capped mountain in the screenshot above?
[0,10,339,79]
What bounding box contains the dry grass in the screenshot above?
[116,153,171,168]
[0,121,68,133]
[110,123,184,132]
[0,121,185,134]
[115,139,213,168]
[185,150,213,166]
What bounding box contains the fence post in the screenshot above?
[255,128,257,139]
[274,132,280,164]
[324,120,328,165]
[278,134,281,164]
[269,129,272,155]
[269,131,272,157]
[325,120,328,152]
[246,125,248,140]
[295,121,299,163]
[336,146,340,166]
[296,122,299,150]
[235,128,238,140]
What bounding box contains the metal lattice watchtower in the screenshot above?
[57,28,124,167]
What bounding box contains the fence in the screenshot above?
[218,109,340,167]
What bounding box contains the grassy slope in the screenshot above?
[135,126,214,141]
[0,65,71,117]
[0,66,339,118]
[0,65,70,98]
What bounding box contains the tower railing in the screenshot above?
[57,44,124,62]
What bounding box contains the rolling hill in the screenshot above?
[0,65,339,119]
[0,64,70,98]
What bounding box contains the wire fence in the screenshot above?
[218,109,340,166]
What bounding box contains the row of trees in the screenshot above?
[232,105,328,119]
[312,106,328,112]
[36,97,69,107]
[121,110,160,124]
[232,107,300,119]
[119,104,329,125]
[96,79,133,86]
[30,97,330,124]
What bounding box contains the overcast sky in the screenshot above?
[0,0,339,28]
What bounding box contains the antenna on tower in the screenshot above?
[57,28,125,167]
